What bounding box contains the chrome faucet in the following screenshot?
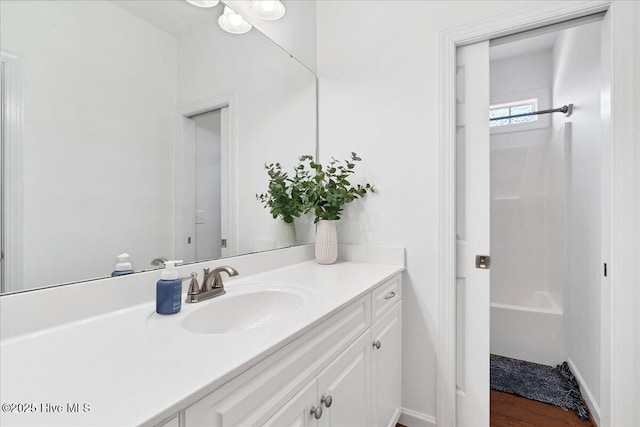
[151,257,168,267]
[185,266,238,303]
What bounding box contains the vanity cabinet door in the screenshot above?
[317,331,372,427]
[262,379,318,427]
[184,295,371,427]
[371,301,402,427]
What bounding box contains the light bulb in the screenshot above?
[250,0,285,20]
[185,0,220,8]
[262,1,276,12]
[229,13,243,26]
[218,6,252,35]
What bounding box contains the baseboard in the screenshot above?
[398,407,437,427]
[567,358,601,426]
[386,407,402,427]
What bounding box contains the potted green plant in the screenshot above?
[256,161,306,247]
[298,152,374,264]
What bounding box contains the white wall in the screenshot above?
[545,123,570,315]
[489,49,555,307]
[177,21,316,256]
[0,1,177,290]
[223,0,317,71]
[316,0,549,421]
[553,21,603,415]
[490,145,549,305]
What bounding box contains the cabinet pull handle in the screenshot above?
[384,291,396,300]
[321,395,333,408]
[310,405,323,419]
[373,340,381,349]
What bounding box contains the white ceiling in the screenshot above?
[490,31,558,61]
[110,0,221,37]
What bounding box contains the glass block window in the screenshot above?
[489,98,538,128]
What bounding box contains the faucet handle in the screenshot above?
[187,272,200,295]
[201,267,212,292]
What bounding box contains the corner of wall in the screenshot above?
[399,408,437,427]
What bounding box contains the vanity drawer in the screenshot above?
[372,274,402,322]
[184,294,371,426]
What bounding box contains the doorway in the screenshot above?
[487,18,603,426]
[181,107,230,264]
[438,3,639,427]
[453,12,611,427]
[176,97,235,264]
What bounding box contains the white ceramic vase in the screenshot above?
[315,220,338,264]
[276,220,297,248]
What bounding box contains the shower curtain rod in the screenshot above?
[489,103,573,121]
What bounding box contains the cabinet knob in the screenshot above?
[310,405,323,419]
[321,395,333,408]
[373,340,381,349]
[384,291,396,300]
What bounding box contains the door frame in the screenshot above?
[175,93,238,261]
[436,1,640,426]
[1,52,23,293]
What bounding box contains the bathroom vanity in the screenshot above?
[163,272,401,427]
[0,245,404,427]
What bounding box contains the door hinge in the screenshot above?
[221,239,227,248]
[475,255,491,269]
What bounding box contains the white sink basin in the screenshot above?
[181,288,307,334]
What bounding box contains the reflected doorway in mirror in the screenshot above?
[176,97,235,264]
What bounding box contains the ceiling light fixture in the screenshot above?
[185,0,220,8]
[218,6,252,34]
[250,0,285,21]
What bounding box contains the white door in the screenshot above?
[194,109,223,261]
[371,302,402,427]
[181,117,197,263]
[455,41,491,426]
[317,332,372,427]
[181,106,231,262]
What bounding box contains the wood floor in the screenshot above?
[397,390,595,427]
[491,390,594,427]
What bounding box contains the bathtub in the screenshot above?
[490,291,566,366]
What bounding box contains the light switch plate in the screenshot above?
[195,210,205,224]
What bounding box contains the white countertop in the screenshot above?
[0,260,403,426]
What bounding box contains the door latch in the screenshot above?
[475,255,490,269]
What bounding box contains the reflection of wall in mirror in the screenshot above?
[0,0,318,293]
[223,0,317,72]
[177,20,317,256]
[0,1,178,291]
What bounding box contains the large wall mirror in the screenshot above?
[0,0,317,294]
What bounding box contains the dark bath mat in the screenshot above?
[490,354,589,420]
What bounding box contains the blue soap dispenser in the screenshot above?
[111,253,135,277]
[156,260,183,315]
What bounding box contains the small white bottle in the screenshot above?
[111,253,134,277]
